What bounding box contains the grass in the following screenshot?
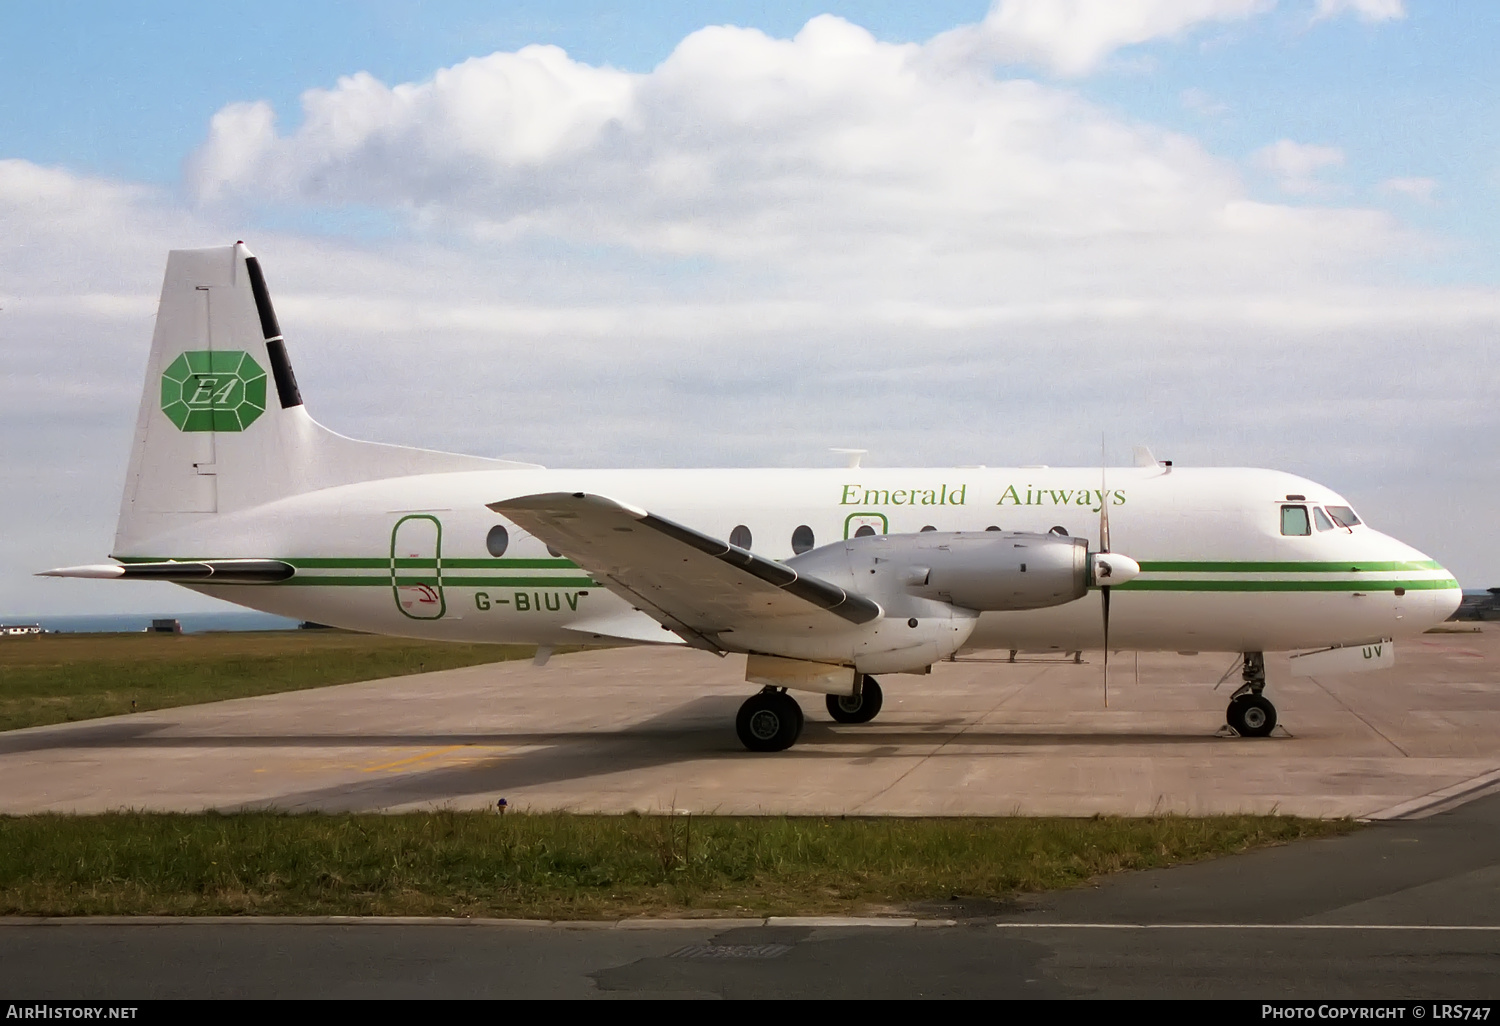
[0,811,1354,919]
[0,632,539,732]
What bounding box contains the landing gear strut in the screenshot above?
[826,675,883,724]
[736,688,804,752]
[1226,651,1277,738]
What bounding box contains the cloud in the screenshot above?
[1252,138,1345,193]
[3,5,1498,615]
[930,0,1272,76]
[7,147,1500,614]
[187,16,1407,309]
[1377,176,1437,202]
[1312,0,1405,23]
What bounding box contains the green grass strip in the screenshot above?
[0,633,538,732]
[0,811,1350,919]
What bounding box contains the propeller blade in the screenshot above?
[1101,438,1110,706]
[1102,584,1110,708]
[1100,437,1110,554]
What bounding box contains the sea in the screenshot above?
[5,612,302,634]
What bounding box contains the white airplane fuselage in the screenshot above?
[46,243,1460,748]
[132,464,1457,656]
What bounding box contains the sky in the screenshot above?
[2,0,1498,617]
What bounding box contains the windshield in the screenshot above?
[1326,505,1362,528]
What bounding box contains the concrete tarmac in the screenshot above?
[1,628,1497,818]
[4,792,1498,998]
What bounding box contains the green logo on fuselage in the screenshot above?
[160,350,267,432]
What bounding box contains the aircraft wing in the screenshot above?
[487,492,880,651]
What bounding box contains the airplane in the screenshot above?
[42,244,1462,751]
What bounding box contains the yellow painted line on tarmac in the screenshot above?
[362,745,472,773]
[361,745,512,774]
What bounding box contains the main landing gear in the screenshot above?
[736,676,887,751]
[826,675,883,724]
[736,688,804,752]
[1226,651,1277,738]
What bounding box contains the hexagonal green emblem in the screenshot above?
[160,350,268,432]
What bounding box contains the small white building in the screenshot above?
[1,624,43,637]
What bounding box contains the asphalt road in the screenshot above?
[4,792,1498,999]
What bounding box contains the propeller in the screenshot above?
[1091,441,1141,706]
[1100,448,1111,707]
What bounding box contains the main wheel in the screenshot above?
[736,690,804,752]
[1227,694,1277,738]
[826,676,884,724]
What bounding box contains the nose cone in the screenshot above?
[1092,553,1140,586]
[1428,561,1463,624]
[1391,538,1462,629]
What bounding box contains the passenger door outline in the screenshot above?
[391,514,446,620]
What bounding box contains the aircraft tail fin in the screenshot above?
[115,243,537,554]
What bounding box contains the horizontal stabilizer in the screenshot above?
[39,559,295,584]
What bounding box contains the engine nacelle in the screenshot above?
[787,530,1090,614]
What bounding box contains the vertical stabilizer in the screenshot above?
[115,244,538,555]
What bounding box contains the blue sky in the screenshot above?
[5,1,1494,281]
[3,1,1500,614]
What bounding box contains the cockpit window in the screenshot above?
[1313,507,1335,532]
[1280,505,1311,536]
[1326,505,1361,528]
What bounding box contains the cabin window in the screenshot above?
[1049,526,1068,537]
[1313,507,1335,532]
[791,525,815,553]
[1281,505,1311,536]
[920,525,936,532]
[485,524,510,557]
[853,525,876,537]
[1326,505,1362,528]
[546,545,562,558]
[985,525,1001,532]
[729,525,752,549]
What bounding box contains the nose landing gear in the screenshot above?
[1225,651,1278,737]
[736,688,804,752]
[826,675,883,724]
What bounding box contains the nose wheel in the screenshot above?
[736,688,804,752]
[826,675,883,724]
[1225,651,1277,737]
[1226,694,1277,737]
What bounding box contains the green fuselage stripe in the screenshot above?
[1136,560,1442,573]
[119,556,582,570]
[1116,578,1457,593]
[285,576,598,588]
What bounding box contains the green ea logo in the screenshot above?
[160,350,268,432]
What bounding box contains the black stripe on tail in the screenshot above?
[244,255,303,409]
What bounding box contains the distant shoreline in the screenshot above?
[1,612,301,634]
